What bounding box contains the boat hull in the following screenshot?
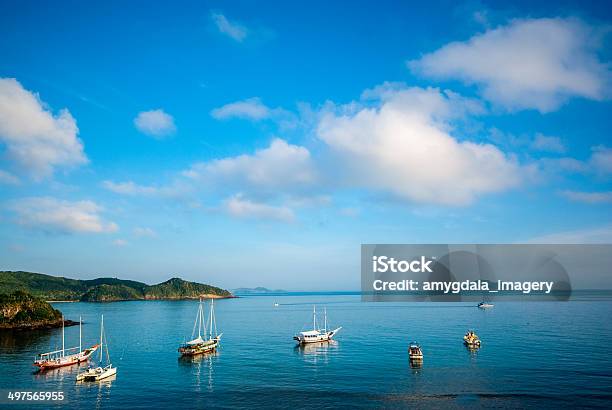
[34,345,99,369]
[178,338,220,356]
[76,366,116,382]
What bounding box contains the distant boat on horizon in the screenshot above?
[293,306,341,345]
[34,316,98,370]
[76,314,117,382]
[178,298,222,356]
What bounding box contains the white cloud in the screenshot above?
[211,12,247,42]
[561,190,612,204]
[527,224,612,243]
[211,98,270,120]
[8,197,118,234]
[224,194,295,222]
[317,85,525,206]
[112,239,128,246]
[531,133,566,153]
[0,170,20,185]
[0,78,88,180]
[408,18,611,112]
[183,138,316,193]
[102,180,190,197]
[134,109,176,138]
[590,146,612,175]
[133,227,157,237]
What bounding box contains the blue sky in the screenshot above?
[0,0,611,290]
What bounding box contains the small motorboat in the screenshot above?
[408,342,423,360]
[463,330,481,347]
[478,302,494,309]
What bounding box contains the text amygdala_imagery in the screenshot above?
[361,244,612,302]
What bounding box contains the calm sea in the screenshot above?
[1,294,611,409]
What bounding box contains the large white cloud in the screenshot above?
[134,109,176,138]
[317,85,525,206]
[183,138,316,193]
[408,18,610,112]
[0,78,88,180]
[8,197,118,234]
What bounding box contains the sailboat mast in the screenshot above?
[209,299,214,339]
[197,298,202,338]
[61,315,65,357]
[99,314,104,362]
[313,306,316,330]
[324,308,327,332]
[79,315,82,352]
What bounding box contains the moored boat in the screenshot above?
[293,306,341,345]
[463,330,481,347]
[34,316,99,370]
[178,298,222,356]
[408,342,423,360]
[76,315,117,382]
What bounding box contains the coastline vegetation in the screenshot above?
[0,271,232,302]
[0,291,63,329]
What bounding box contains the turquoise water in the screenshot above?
[1,295,612,408]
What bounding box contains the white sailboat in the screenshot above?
[178,298,222,356]
[293,306,341,344]
[34,316,99,370]
[76,315,117,382]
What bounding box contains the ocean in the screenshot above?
[1,294,611,408]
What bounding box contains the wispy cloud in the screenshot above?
[133,227,157,238]
[7,197,118,234]
[409,18,611,112]
[224,194,295,223]
[561,190,612,204]
[0,170,20,185]
[211,12,248,42]
[0,78,88,180]
[527,224,612,243]
[112,238,128,246]
[134,109,176,138]
[531,133,566,153]
[211,97,271,120]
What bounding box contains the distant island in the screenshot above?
[0,271,233,302]
[233,287,287,295]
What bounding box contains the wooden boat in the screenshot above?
[179,298,222,356]
[76,315,117,382]
[293,306,341,345]
[34,316,99,370]
[408,342,423,360]
[463,330,481,347]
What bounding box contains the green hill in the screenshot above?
[0,271,232,302]
[0,291,63,329]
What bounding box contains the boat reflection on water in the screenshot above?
[178,350,218,393]
[295,340,338,365]
[33,361,85,378]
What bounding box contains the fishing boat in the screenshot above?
[408,342,423,360]
[34,316,99,370]
[463,330,481,347]
[293,306,341,345]
[76,315,117,382]
[178,298,222,356]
